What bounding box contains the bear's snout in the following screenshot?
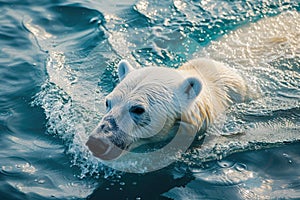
[86,116,126,160]
[86,135,123,160]
[86,135,110,156]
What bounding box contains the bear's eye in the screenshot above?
[105,99,111,110]
[129,106,145,115]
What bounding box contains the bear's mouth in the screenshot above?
[86,135,123,160]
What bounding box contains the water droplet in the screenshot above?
[38,179,45,184]
[70,182,79,187]
[1,166,13,173]
[190,168,204,173]
[89,17,101,24]
[213,143,222,154]
[120,182,125,186]
[15,183,23,191]
[1,157,35,175]
[163,18,170,26]
[217,160,234,168]
[235,163,247,172]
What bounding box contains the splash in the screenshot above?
[25,15,118,178]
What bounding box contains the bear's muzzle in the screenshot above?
[86,135,123,160]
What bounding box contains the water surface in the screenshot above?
[0,0,299,199]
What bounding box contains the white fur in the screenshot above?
[105,58,247,148]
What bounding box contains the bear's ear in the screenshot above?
[117,60,135,81]
[180,77,202,100]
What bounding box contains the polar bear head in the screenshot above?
[86,60,202,160]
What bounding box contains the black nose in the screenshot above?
[99,117,118,134]
[102,116,117,129]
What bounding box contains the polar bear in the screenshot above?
[86,58,247,160]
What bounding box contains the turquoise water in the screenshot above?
[0,0,299,199]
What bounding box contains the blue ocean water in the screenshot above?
[0,0,299,199]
